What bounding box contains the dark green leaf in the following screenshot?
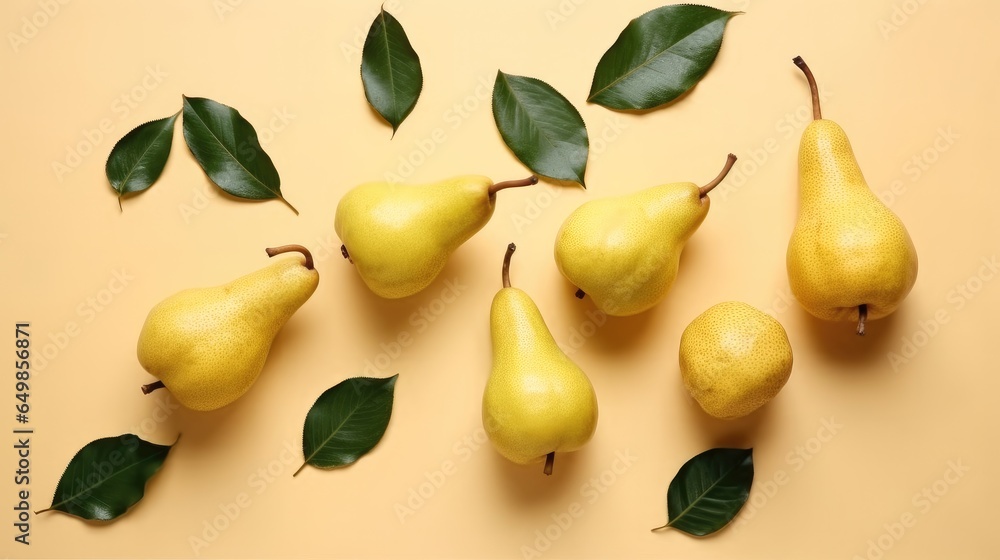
[37,434,177,521]
[589,5,739,110]
[653,448,753,536]
[181,96,297,213]
[492,71,589,186]
[294,375,398,476]
[105,113,178,209]
[361,8,423,134]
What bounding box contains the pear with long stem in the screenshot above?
[483,243,598,475]
[786,56,917,335]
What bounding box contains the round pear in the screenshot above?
[679,302,792,419]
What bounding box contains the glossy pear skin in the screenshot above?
[137,255,318,411]
[555,183,709,316]
[335,176,496,299]
[483,288,598,466]
[787,120,918,322]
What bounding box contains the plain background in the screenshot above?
[2,0,999,558]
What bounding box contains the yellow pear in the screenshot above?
[679,302,793,419]
[554,155,737,316]
[483,244,598,474]
[137,245,319,411]
[335,175,537,298]
[787,57,918,334]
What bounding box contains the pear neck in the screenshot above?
[491,291,560,365]
[798,124,867,198]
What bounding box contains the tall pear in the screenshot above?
[137,245,319,411]
[787,57,917,334]
[335,175,537,299]
[554,155,737,316]
[483,244,598,475]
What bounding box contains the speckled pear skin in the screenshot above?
[137,255,318,411]
[483,261,598,465]
[335,176,496,299]
[679,302,793,420]
[787,119,918,322]
[554,182,709,316]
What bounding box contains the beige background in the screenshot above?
[2,0,998,558]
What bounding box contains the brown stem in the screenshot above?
[793,56,822,120]
[857,304,868,336]
[502,243,516,288]
[265,244,314,270]
[575,288,585,299]
[141,380,165,395]
[341,244,352,263]
[488,175,538,196]
[543,452,555,476]
[698,153,738,198]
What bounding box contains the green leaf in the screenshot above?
[294,375,398,476]
[588,5,739,111]
[492,71,589,186]
[181,96,297,214]
[653,448,753,536]
[361,8,423,134]
[105,113,178,210]
[37,434,177,521]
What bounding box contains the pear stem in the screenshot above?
[265,244,314,270]
[793,56,822,120]
[698,153,738,198]
[141,380,165,395]
[543,452,555,476]
[857,304,867,336]
[488,175,538,196]
[341,244,353,263]
[502,243,516,288]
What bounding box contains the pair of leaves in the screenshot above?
[357,8,589,186]
[38,434,177,521]
[490,5,738,186]
[653,448,754,536]
[38,375,399,520]
[294,375,398,476]
[106,97,294,213]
